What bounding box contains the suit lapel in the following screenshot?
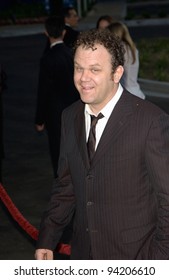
[74,102,90,168]
[91,91,137,167]
[74,91,140,169]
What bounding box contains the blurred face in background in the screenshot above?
[65,9,79,28]
[98,19,111,30]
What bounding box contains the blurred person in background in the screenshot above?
[108,21,145,99]
[63,6,80,48]
[35,15,79,178]
[44,6,80,53]
[96,15,114,30]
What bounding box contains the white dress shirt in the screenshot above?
[50,40,63,48]
[85,83,123,150]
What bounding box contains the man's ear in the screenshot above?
[113,65,124,83]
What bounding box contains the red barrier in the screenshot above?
[0,183,71,256]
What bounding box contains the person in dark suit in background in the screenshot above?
[63,6,80,49]
[35,29,169,260]
[44,6,79,53]
[35,15,79,178]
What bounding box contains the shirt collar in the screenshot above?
[50,40,63,48]
[85,83,123,119]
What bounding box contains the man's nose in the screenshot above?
[80,70,90,81]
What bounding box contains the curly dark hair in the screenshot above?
[73,28,125,73]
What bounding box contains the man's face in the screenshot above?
[66,9,79,28]
[74,44,120,113]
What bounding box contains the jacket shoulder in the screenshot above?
[123,90,167,117]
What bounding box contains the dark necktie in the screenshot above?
[87,113,104,162]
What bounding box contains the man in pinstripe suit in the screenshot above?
[35,29,169,260]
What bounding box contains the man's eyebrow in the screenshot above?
[74,62,101,67]
[89,63,101,67]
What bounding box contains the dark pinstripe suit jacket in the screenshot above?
[37,90,169,259]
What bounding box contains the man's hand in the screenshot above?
[35,249,53,260]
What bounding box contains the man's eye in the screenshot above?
[91,69,99,73]
[75,67,83,72]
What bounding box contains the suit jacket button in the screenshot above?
[86,174,94,179]
[87,201,94,206]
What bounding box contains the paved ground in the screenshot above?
[0,0,169,260]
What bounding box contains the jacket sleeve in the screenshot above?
[145,112,169,259]
[36,112,76,250]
